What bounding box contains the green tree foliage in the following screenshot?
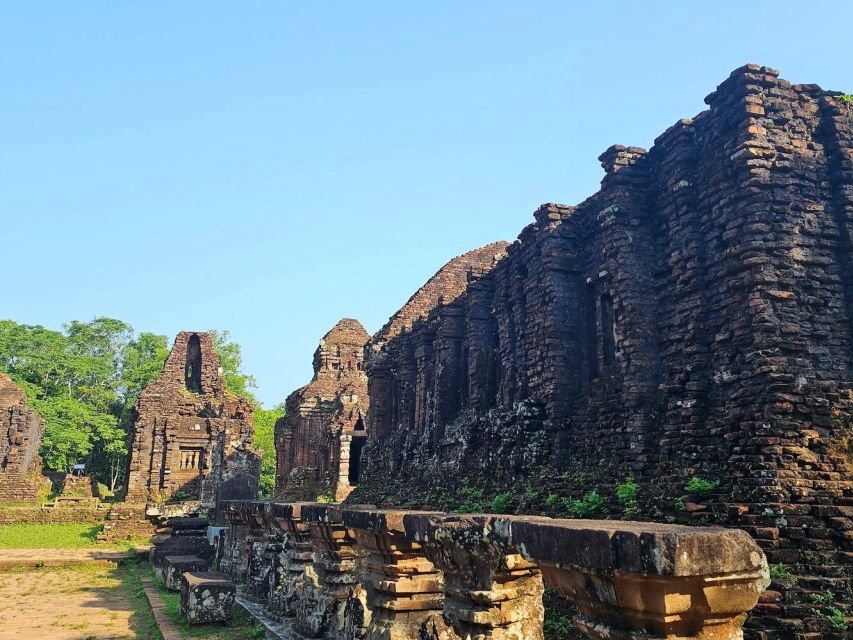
[0,318,169,490]
[253,404,285,498]
[209,329,258,403]
[0,319,265,494]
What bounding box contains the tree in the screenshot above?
[0,318,169,490]
[209,329,258,403]
[253,404,284,498]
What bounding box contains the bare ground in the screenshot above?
[0,563,157,640]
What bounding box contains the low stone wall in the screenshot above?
[0,506,104,525]
[218,500,770,640]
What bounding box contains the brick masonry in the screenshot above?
[274,319,370,501]
[0,373,48,503]
[125,332,259,506]
[351,65,853,639]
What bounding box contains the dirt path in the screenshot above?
[0,564,157,640]
[0,547,145,569]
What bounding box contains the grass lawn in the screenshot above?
[0,522,146,549]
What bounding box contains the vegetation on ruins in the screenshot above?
[0,318,264,494]
[563,490,605,517]
[769,562,793,579]
[615,477,640,516]
[684,476,720,494]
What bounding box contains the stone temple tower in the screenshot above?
[275,318,369,501]
[124,332,258,505]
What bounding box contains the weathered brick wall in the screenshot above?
[274,319,370,501]
[125,332,259,506]
[0,373,49,503]
[354,66,853,639]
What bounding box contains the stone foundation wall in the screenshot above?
[218,500,769,640]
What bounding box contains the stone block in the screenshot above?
[180,572,236,625]
[163,555,209,591]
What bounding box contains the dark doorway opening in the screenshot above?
[348,436,367,484]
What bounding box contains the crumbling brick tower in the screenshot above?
[125,332,258,505]
[0,373,48,502]
[275,318,370,501]
[355,66,853,638]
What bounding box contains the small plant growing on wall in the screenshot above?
[684,476,720,494]
[769,563,793,579]
[615,477,640,516]
[563,490,605,517]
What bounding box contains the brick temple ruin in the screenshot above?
[274,318,370,501]
[314,65,850,638]
[274,245,509,502]
[125,332,259,505]
[0,373,48,502]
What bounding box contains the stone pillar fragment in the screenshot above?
[245,501,278,603]
[509,519,770,640]
[404,514,545,640]
[343,508,445,640]
[298,503,364,638]
[268,502,315,619]
[219,500,250,581]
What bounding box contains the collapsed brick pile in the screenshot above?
[125,332,259,506]
[351,65,853,639]
[0,373,48,502]
[274,319,370,501]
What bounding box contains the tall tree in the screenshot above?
[209,329,258,403]
[0,318,169,489]
[253,404,284,497]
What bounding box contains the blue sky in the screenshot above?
[2,2,850,407]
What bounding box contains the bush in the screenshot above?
[769,563,792,579]
[450,479,486,514]
[684,477,719,493]
[564,491,605,517]
[489,493,513,514]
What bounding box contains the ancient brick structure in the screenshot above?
[353,66,853,638]
[0,373,48,502]
[125,332,259,505]
[274,319,370,501]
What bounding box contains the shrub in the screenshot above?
[564,491,605,517]
[684,477,720,493]
[769,563,792,579]
[615,478,639,504]
[489,492,514,514]
[450,479,486,514]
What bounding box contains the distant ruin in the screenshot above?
[0,373,48,502]
[125,332,259,505]
[274,318,370,501]
[343,65,852,638]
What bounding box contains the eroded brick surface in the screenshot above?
[125,332,259,505]
[0,373,47,502]
[275,319,370,501]
[351,65,853,638]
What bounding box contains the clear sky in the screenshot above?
[2,2,850,407]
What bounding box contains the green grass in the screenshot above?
[0,523,146,549]
[120,562,163,639]
[145,565,263,639]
